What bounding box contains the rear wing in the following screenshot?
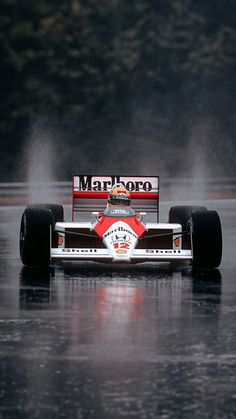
[72,175,160,222]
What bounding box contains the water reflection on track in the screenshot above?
[19,263,222,317]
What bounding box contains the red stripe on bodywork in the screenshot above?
[93,216,146,238]
[74,191,109,198]
[73,191,159,199]
[131,192,159,199]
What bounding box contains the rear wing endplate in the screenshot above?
[72,175,159,222]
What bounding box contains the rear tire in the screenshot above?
[20,208,53,266]
[190,210,222,269]
[26,204,64,247]
[169,205,207,248]
[27,204,64,222]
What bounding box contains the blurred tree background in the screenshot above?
[0,0,235,180]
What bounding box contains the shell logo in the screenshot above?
[116,249,128,254]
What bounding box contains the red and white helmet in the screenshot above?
[108,183,131,206]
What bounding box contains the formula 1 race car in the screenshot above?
[20,175,222,269]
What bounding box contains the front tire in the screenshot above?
[20,208,53,266]
[190,210,222,269]
[169,205,207,249]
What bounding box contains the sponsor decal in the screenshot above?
[61,248,97,253]
[116,248,128,255]
[174,238,180,248]
[58,235,64,246]
[110,208,130,215]
[111,231,131,255]
[111,233,131,243]
[103,226,137,240]
[74,175,158,192]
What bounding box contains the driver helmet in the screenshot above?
[108,183,131,207]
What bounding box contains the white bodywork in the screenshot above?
[51,221,192,263]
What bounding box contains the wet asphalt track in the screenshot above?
[0,200,236,419]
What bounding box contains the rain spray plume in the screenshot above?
[161,120,214,204]
[26,120,57,204]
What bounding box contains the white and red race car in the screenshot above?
[20,175,222,269]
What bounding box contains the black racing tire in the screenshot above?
[169,205,207,249]
[27,204,64,223]
[190,210,222,269]
[26,204,64,248]
[20,208,53,266]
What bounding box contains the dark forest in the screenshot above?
[0,0,235,181]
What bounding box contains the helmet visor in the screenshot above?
[109,195,131,206]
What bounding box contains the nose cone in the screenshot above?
[102,221,138,261]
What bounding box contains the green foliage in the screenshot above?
[0,0,235,179]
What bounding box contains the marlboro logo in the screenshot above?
[74,175,158,192]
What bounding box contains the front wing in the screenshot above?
[51,247,192,262]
